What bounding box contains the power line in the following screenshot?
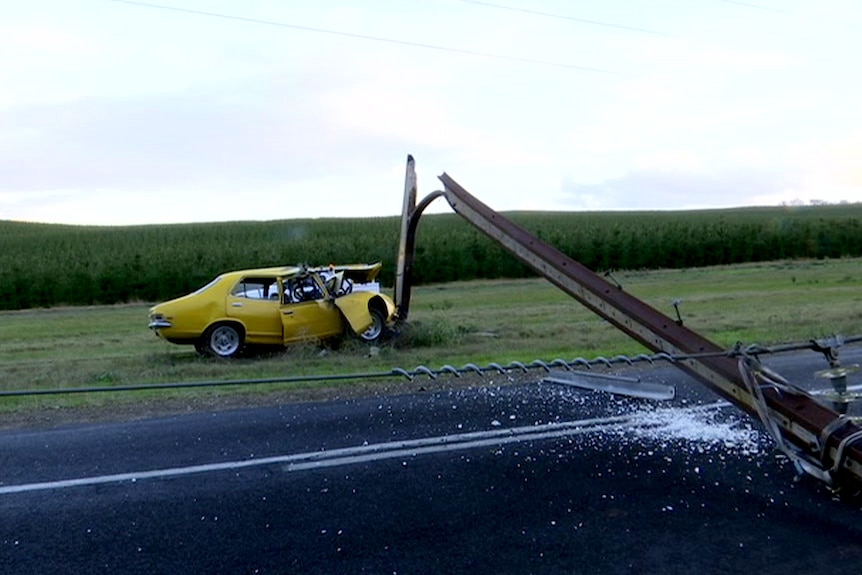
[109,0,620,74]
[453,0,670,36]
[720,0,785,13]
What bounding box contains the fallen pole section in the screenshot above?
[394,158,862,495]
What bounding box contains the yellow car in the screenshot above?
[148,262,396,358]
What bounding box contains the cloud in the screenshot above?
[559,167,803,211]
[0,82,404,192]
[2,1,862,225]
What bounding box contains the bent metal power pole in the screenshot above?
[394,155,862,496]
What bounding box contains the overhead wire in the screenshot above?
[108,0,621,73]
[452,0,670,36]
[719,0,785,13]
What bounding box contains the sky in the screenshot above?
[1,0,860,226]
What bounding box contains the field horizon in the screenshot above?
[4,198,861,228]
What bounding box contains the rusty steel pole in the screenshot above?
[425,171,862,494]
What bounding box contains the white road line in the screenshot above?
[0,402,728,495]
[284,423,648,472]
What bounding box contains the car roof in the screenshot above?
[218,266,300,281]
[218,262,382,281]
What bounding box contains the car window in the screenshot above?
[231,278,280,300]
[284,276,323,303]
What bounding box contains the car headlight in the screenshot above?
[148,313,173,329]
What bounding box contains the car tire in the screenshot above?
[202,323,244,358]
[358,308,386,344]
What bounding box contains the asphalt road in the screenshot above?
[1,348,861,574]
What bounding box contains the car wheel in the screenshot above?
[203,323,243,358]
[358,308,386,343]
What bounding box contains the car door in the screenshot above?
[280,275,343,344]
[225,276,283,344]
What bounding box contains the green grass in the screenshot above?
[0,258,860,414]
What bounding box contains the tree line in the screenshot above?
[1,203,860,310]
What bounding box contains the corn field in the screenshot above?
[2,203,861,310]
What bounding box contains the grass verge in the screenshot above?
[0,258,860,419]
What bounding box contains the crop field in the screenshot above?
[1,257,860,419]
[2,202,861,310]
